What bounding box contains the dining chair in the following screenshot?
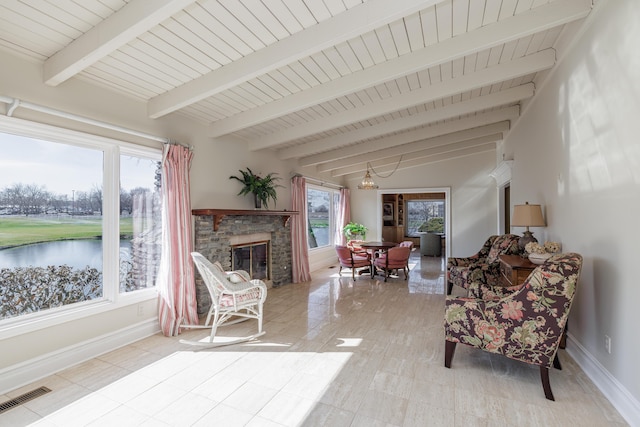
[373,246,411,281]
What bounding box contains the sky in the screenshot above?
[0,131,156,196]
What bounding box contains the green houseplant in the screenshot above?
[343,222,367,241]
[229,167,282,209]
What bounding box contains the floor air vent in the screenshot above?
[0,386,51,414]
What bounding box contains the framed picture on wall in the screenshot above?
[383,202,394,222]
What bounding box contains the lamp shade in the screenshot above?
[511,202,545,227]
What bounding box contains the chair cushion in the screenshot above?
[352,254,370,262]
[373,246,410,269]
[227,272,247,283]
[212,261,225,273]
[220,288,263,307]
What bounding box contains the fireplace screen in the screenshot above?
[231,241,269,280]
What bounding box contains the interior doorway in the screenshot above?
[504,184,511,232]
[377,187,451,258]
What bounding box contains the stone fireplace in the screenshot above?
[192,209,295,315]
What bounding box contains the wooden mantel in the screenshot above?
[192,209,298,231]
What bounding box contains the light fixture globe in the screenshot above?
[357,169,378,190]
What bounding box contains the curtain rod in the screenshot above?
[0,95,169,144]
[292,173,344,190]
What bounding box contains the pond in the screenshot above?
[0,240,130,270]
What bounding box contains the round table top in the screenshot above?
[360,241,398,250]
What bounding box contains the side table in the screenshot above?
[499,254,536,288]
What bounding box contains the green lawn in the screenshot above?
[0,216,133,248]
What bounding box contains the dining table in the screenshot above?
[359,241,398,278]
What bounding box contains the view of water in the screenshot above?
[0,240,130,270]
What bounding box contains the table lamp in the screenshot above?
[511,202,545,251]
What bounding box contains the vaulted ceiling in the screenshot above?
[0,0,591,181]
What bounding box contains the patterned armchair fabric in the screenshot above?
[444,252,583,401]
[446,234,521,295]
[467,280,522,300]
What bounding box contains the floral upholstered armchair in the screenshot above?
[446,234,521,295]
[444,252,583,401]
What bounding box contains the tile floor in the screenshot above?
[0,252,628,426]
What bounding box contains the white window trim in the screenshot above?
[0,115,161,340]
[307,184,340,251]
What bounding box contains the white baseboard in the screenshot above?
[566,334,640,427]
[0,319,160,395]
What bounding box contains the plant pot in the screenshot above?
[528,252,552,264]
[254,194,262,209]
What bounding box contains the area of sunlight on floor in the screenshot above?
[26,338,357,426]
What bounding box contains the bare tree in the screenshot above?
[2,183,25,214]
[90,184,102,215]
[23,184,50,215]
[120,187,132,215]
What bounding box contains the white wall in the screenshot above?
[348,150,499,257]
[503,0,640,419]
[190,134,293,210]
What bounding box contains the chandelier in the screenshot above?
[357,167,378,190]
[357,156,403,190]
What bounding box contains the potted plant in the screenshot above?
[229,167,282,209]
[343,222,367,241]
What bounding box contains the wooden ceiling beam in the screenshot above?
[148,0,442,118]
[290,85,529,163]
[330,134,502,177]
[250,51,553,150]
[315,122,509,172]
[210,0,590,138]
[343,144,497,182]
[44,0,196,86]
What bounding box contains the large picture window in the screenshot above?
[405,199,445,237]
[119,154,162,293]
[307,185,340,249]
[0,119,162,325]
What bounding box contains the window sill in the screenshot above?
[0,288,158,340]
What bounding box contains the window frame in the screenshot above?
[306,184,340,251]
[405,199,446,237]
[0,115,161,340]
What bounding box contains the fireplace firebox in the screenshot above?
[231,240,269,280]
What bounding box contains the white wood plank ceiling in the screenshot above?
[0,0,592,180]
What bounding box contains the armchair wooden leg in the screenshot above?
[444,340,456,368]
[540,366,555,401]
[447,280,453,295]
[553,353,562,370]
